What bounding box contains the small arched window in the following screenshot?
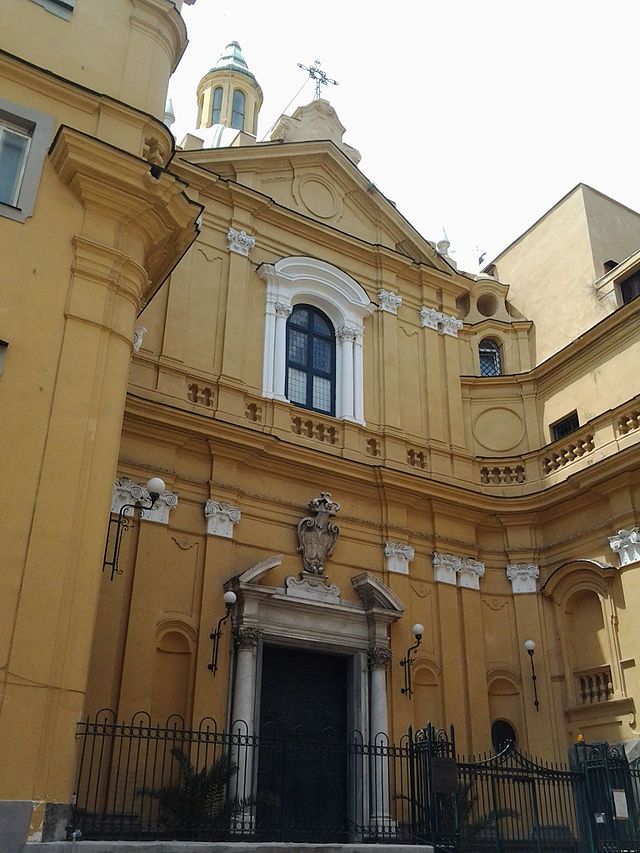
[212,87,223,124]
[491,719,516,751]
[479,338,502,376]
[286,305,335,416]
[231,89,245,130]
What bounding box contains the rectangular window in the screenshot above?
[551,411,579,442]
[620,271,640,305]
[0,120,32,207]
[0,99,55,223]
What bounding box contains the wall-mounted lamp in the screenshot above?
[208,590,237,675]
[524,639,540,712]
[400,623,424,697]
[102,477,165,581]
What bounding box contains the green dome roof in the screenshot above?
[210,41,262,97]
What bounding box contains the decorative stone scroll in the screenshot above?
[226,227,256,257]
[419,306,463,337]
[378,289,402,315]
[506,563,539,594]
[204,500,241,539]
[297,492,341,575]
[285,573,340,603]
[384,542,415,575]
[132,325,147,352]
[609,528,640,567]
[432,551,485,590]
[368,646,392,669]
[235,626,262,649]
[111,478,178,525]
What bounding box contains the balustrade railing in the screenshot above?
[575,666,614,705]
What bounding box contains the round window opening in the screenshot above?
[491,719,517,751]
[477,292,499,317]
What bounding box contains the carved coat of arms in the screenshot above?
[297,492,341,575]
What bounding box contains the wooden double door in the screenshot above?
[256,645,349,842]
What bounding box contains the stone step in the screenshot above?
[24,844,433,853]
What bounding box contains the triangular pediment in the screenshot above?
[177,140,453,273]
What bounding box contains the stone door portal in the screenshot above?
[256,645,349,841]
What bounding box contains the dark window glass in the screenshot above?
[479,338,502,376]
[491,720,516,751]
[286,304,335,416]
[231,89,245,130]
[551,411,579,441]
[212,87,223,124]
[620,271,640,305]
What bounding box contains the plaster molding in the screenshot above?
[432,551,485,589]
[111,478,178,525]
[204,500,241,538]
[351,572,405,616]
[336,323,360,342]
[609,527,640,567]
[378,289,402,315]
[49,126,202,306]
[384,541,415,575]
[506,563,540,594]
[419,306,463,337]
[274,301,292,318]
[226,227,256,257]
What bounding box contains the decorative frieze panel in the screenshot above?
[226,227,256,256]
[285,573,340,603]
[506,563,539,594]
[384,542,414,575]
[111,478,178,525]
[419,307,463,337]
[187,382,215,407]
[291,415,340,445]
[432,551,485,590]
[204,500,241,538]
[378,289,402,315]
[609,527,640,566]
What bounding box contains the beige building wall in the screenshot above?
[0,0,200,842]
[489,185,640,363]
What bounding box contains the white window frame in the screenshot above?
[0,120,31,207]
[0,100,55,223]
[259,257,374,425]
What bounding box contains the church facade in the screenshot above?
[2,4,640,846]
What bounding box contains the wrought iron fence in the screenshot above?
[71,710,431,843]
[71,712,640,851]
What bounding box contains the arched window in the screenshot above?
[286,305,335,416]
[231,89,245,130]
[479,338,502,376]
[491,719,516,751]
[212,87,223,124]
[259,257,374,424]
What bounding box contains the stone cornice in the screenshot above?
[50,126,202,307]
[122,388,640,517]
[0,49,176,165]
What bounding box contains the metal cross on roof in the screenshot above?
[297,59,338,100]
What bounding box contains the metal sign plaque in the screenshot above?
[430,756,458,794]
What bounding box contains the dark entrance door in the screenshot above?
[256,645,349,842]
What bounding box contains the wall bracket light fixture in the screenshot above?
[400,623,424,697]
[208,590,237,675]
[524,639,540,711]
[102,477,165,581]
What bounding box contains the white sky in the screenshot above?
[169,1,640,272]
